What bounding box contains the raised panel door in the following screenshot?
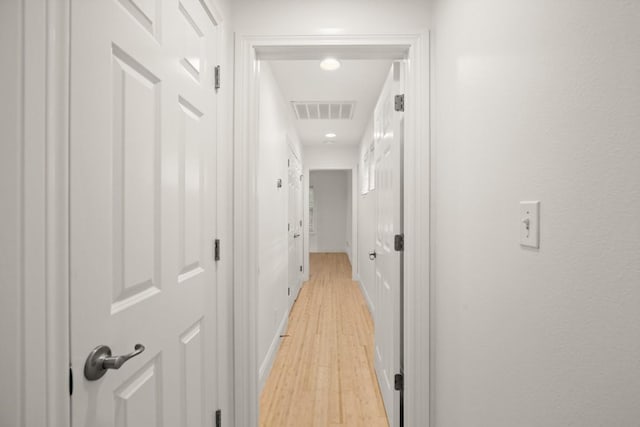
[70,0,219,425]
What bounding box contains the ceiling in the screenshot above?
[268,59,392,146]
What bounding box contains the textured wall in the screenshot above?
[431,1,640,425]
[309,170,351,253]
[232,0,429,35]
[257,62,303,389]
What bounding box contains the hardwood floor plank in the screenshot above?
[260,253,389,427]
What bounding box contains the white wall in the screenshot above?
[304,145,359,170]
[232,0,429,36]
[431,1,640,426]
[309,170,351,254]
[257,62,303,391]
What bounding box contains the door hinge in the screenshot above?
[69,366,73,396]
[215,409,222,427]
[394,373,404,391]
[214,65,221,91]
[288,287,291,296]
[394,234,404,251]
[214,239,221,261]
[288,159,290,167]
[394,94,405,112]
[288,223,290,231]
[299,265,303,272]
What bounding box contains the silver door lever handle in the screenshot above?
[103,344,145,369]
[84,344,145,381]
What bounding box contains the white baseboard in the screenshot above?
[258,309,289,393]
[357,278,375,317]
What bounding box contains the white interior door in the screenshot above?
[288,146,303,305]
[295,163,304,296]
[374,62,405,427]
[69,0,219,425]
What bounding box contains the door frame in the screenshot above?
[287,141,304,307]
[15,0,227,425]
[233,33,431,426]
[12,0,71,425]
[304,167,358,282]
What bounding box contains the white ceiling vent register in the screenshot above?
[292,101,356,120]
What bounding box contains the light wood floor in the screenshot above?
[260,253,389,427]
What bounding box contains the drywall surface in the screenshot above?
[232,0,429,36]
[305,145,359,170]
[431,1,640,425]
[309,170,351,253]
[257,62,302,389]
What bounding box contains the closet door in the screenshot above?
[69,0,219,425]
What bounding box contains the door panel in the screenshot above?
[288,147,303,305]
[70,0,218,425]
[374,62,404,427]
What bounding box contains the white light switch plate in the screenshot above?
[520,201,540,248]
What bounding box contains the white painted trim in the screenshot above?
[45,1,71,426]
[401,32,431,427]
[258,311,289,393]
[233,34,260,427]
[15,0,71,425]
[358,278,375,318]
[233,33,431,427]
[199,0,224,26]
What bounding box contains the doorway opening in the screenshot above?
[308,169,355,276]
[233,34,430,427]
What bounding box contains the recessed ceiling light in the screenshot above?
[320,58,341,71]
[325,132,337,138]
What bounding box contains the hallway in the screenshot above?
[260,253,389,427]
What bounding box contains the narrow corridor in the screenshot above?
[260,253,388,427]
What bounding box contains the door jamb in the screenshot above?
[233,33,431,426]
[19,0,71,425]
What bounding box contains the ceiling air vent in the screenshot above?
[292,101,356,120]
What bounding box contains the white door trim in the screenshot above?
[16,0,71,425]
[233,32,430,426]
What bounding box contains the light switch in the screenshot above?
[520,201,540,248]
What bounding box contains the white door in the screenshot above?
[288,146,303,306]
[69,0,219,425]
[374,62,405,427]
[295,162,304,296]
